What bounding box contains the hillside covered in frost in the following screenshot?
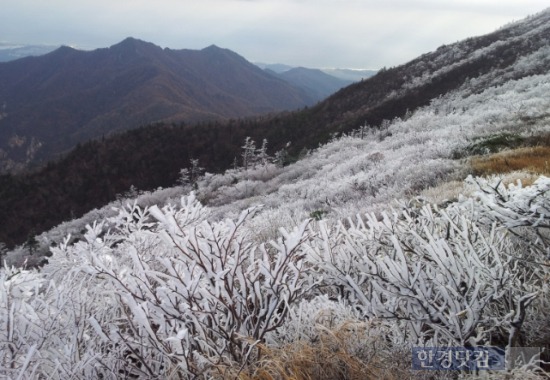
[2,8,550,380]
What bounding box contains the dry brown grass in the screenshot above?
[470,146,550,184]
[210,322,408,380]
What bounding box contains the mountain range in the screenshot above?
[1,8,549,249]
[256,62,377,82]
[0,38,320,171]
[0,39,373,172]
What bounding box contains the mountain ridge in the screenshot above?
[0,38,316,172]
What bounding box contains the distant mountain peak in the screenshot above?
[201,44,236,57]
[0,36,316,175]
[49,45,77,56]
[109,37,161,56]
[116,36,148,46]
[202,44,222,51]
[199,44,249,64]
[57,45,76,52]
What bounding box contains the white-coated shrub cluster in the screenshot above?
[306,184,549,349]
[1,176,550,378]
[3,194,314,378]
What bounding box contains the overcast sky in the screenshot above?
[1,0,548,69]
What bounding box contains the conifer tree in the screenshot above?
[241,137,256,170]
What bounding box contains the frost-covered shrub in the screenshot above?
[461,176,550,350]
[467,175,550,257]
[3,247,49,270]
[420,179,472,206]
[307,209,505,346]
[3,185,189,270]
[3,177,550,378]
[268,294,364,345]
[0,267,48,377]
[243,206,303,244]
[305,182,550,350]
[47,193,314,378]
[0,265,108,379]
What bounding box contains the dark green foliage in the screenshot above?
[464,133,525,156]
[24,236,39,255]
[309,210,327,221]
[453,128,550,159]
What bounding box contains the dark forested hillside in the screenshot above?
[0,116,309,247]
[1,9,549,248]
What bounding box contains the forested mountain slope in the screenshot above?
[0,38,315,172]
[1,8,550,380]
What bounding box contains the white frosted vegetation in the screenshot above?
[2,178,550,378]
[2,10,550,378]
[199,68,550,239]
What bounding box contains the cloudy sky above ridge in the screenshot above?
[1,0,548,69]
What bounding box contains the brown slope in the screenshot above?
[0,38,315,171]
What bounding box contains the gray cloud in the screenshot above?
[1,0,548,68]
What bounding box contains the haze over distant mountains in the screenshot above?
[256,62,377,82]
[265,67,354,101]
[0,43,59,62]
[0,43,377,81]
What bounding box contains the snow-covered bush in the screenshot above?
[305,180,550,351]
[2,176,550,378]
[307,208,504,346]
[0,265,107,379]
[45,193,314,378]
[468,175,550,257]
